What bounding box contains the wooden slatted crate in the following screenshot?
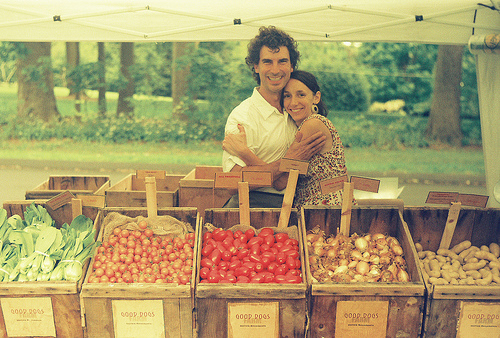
[81,207,198,338]
[0,201,98,338]
[178,166,233,214]
[302,205,425,338]
[403,206,500,338]
[196,208,307,338]
[25,175,110,200]
[105,172,183,207]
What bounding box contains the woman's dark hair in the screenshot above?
[283,70,328,117]
[245,26,300,85]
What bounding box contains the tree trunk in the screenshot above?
[17,42,60,122]
[426,45,463,146]
[116,42,135,117]
[98,42,106,117]
[66,42,81,112]
[171,42,192,121]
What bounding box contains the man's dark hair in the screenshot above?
[245,26,300,84]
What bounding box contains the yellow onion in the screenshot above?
[334,265,348,275]
[392,245,403,256]
[397,269,410,282]
[350,250,363,261]
[356,261,370,275]
[348,260,358,269]
[326,248,337,258]
[394,256,406,266]
[339,259,349,267]
[372,233,385,241]
[369,255,380,265]
[355,237,369,253]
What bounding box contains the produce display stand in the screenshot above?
[80,207,199,338]
[0,201,98,338]
[179,166,233,214]
[105,170,183,207]
[25,175,110,200]
[196,208,307,338]
[301,205,425,338]
[403,206,500,338]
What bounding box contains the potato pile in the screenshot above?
[416,240,500,286]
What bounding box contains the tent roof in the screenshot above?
[0,0,498,44]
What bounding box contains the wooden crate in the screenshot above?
[25,175,110,200]
[302,205,425,338]
[105,173,183,207]
[196,208,307,338]
[0,202,98,338]
[81,207,198,338]
[403,206,500,338]
[179,166,233,214]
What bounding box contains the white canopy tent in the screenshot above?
[0,0,499,205]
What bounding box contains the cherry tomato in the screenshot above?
[201,243,214,257]
[274,232,289,243]
[244,229,255,241]
[258,228,274,238]
[236,275,250,283]
[247,237,263,247]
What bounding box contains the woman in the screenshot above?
[223,70,351,209]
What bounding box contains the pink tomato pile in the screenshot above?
[200,227,302,284]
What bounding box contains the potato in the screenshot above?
[490,243,500,258]
[451,240,471,254]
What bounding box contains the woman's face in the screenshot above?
[283,78,320,125]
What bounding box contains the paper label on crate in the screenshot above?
[335,300,388,338]
[227,302,279,338]
[136,170,166,180]
[350,176,380,193]
[76,194,105,208]
[214,172,242,189]
[320,175,349,194]
[425,191,459,204]
[279,158,309,174]
[457,193,489,208]
[457,302,500,338]
[112,299,164,338]
[46,190,76,210]
[242,171,273,187]
[1,297,56,337]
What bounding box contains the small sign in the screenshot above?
[336,300,389,338]
[279,158,309,174]
[426,191,459,205]
[112,299,165,338]
[320,175,349,194]
[228,302,279,338]
[350,176,380,193]
[1,297,56,337]
[214,172,242,189]
[457,302,500,338]
[46,190,75,210]
[76,194,105,208]
[136,170,166,180]
[242,171,272,187]
[457,193,489,208]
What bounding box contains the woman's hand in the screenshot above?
[222,124,249,157]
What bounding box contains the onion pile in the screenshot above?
[306,226,410,283]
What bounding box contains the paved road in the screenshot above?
[0,159,488,207]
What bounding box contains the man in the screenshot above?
[222,26,325,208]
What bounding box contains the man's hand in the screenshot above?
[222,124,248,157]
[284,131,326,161]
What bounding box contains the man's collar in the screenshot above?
[252,87,281,119]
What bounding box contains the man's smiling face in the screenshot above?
[254,46,293,96]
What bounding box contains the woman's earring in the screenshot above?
[312,104,318,113]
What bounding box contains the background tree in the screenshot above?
[171,42,194,121]
[116,42,134,116]
[426,45,463,146]
[66,42,81,112]
[98,42,106,116]
[17,42,59,121]
[0,42,17,83]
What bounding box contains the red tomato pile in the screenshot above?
[88,220,195,284]
[200,227,302,284]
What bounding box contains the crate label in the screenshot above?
[457,193,489,208]
[214,172,242,189]
[227,302,279,338]
[336,300,388,338]
[425,191,459,204]
[136,170,166,180]
[350,176,380,193]
[46,190,75,209]
[1,297,56,337]
[242,171,273,187]
[279,158,309,174]
[320,175,348,194]
[76,194,105,208]
[112,299,164,338]
[457,302,500,338]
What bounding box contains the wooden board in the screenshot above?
[301,205,425,338]
[81,207,198,338]
[105,173,183,208]
[179,166,233,214]
[25,175,110,200]
[196,208,307,338]
[403,206,500,338]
